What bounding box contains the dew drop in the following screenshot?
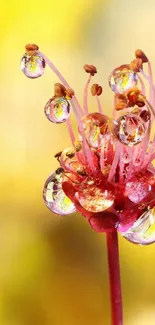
[76,181,115,213]
[109,64,138,94]
[60,147,84,174]
[122,152,130,164]
[113,114,146,146]
[20,53,45,78]
[80,113,110,148]
[43,171,76,215]
[120,207,155,245]
[44,97,70,123]
[126,178,151,204]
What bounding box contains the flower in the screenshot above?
[21,45,155,245]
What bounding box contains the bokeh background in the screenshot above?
[1,0,155,324]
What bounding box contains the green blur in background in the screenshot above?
[1,0,155,324]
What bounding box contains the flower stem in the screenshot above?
[106,230,123,325]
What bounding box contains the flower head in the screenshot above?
[21,45,155,245]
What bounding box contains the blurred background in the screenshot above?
[1,0,155,324]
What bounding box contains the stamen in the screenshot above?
[96,96,103,114]
[83,74,91,114]
[108,143,120,182]
[137,74,145,95]
[40,51,84,117]
[66,119,75,146]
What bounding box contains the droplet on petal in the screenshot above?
[80,113,110,148]
[113,114,146,146]
[43,171,76,215]
[120,207,155,245]
[126,178,152,204]
[76,181,115,213]
[109,65,138,94]
[20,53,45,78]
[44,97,70,123]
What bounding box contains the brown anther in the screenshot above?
[83,64,97,76]
[129,58,143,72]
[127,87,145,107]
[54,83,66,98]
[115,101,128,111]
[115,94,128,111]
[66,149,75,158]
[135,49,148,63]
[25,43,39,56]
[65,88,75,99]
[74,141,82,152]
[91,84,103,96]
[77,167,87,176]
[54,151,63,159]
[140,109,151,122]
[56,167,64,174]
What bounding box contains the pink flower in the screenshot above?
[21,45,155,245]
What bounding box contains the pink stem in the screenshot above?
[70,99,95,173]
[96,96,103,114]
[108,143,120,182]
[119,146,124,183]
[112,96,117,120]
[84,74,91,114]
[66,119,75,146]
[137,74,145,95]
[148,60,154,105]
[106,231,123,325]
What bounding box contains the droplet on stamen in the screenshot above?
[109,65,138,94]
[113,114,146,146]
[44,97,70,123]
[80,113,110,148]
[21,53,45,78]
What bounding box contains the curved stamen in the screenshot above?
[40,51,84,117]
[83,74,91,114]
[96,96,103,114]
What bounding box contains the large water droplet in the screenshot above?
[20,53,45,78]
[109,64,138,94]
[120,207,155,245]
[80,113,110,148]
[43,171,76,215]
[44,97,70,123]
[76,180,115,212]
[113,114,146,146]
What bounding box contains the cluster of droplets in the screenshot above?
[21,44,155,245]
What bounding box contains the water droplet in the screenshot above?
[122,152,130,164]
[44,97,70,123]
[120,207,155,245]
[126,178,151,204]
[134,158,141,166]
[80,113,110,148]
[109,65,138,94]
[43,171,76,215]
[20,53,45,78]
[76,181,115,212]
[60,147,84,174]
[113,114,146,146]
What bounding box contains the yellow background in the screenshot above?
[1,0,155,324]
